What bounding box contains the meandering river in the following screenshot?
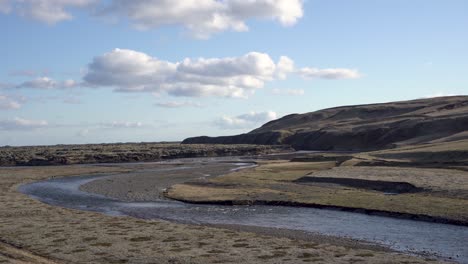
[19,158,468,263]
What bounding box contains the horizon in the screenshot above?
[1,0,468,146]
[0,94,463,147]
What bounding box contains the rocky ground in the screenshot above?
[0,143,289,166]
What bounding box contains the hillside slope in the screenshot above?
[183,96,468,151]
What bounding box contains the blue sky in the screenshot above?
[1,0,467,146]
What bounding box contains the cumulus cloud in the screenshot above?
[0,95,21,109]
[2,49,361,99]
[7,0,97,24]
[16,77,78,89]
[2,0,303,37]
[298,67,361,80]
[99,121,145,129]
[275,56,295,79]
[82,49,362,98]
[271,88,304,96]
[84,49,293,98]
[155,101,203,108]
[84,49,177,92]
[215,111,277,130]
[0,117,48,130]
[99,0,303,38]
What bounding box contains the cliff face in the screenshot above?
[182,96,468,151]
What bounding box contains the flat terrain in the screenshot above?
[2,133,467,263]
[167,146,468,225]
[350,139,468,167]
[0,143,288,166]
[0,164,443,263]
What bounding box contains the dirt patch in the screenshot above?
[294,177,423,194]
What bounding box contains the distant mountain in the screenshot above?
[183,96,468,151]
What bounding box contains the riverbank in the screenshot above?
[165,159,468,226]
[77,160,401,252]
[1,163,444,263]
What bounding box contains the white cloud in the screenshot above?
[16,77,78,89]
[0,0,11,13]
[423,92,457,99]
[0,117,48,130]
[84,49,291,98]
[99,121,145,129]
[100,0,303,38]
[271,88,304,96]
[0,95,21,109]
[82,49,362,99]
[298,67,361,79]
[155,101,203,108]
[215,111,277,130]
[83,49,177,92]
[11,0,97,24]
[275,56,295,79]
[2,1,303,37]
[3,49,361,100]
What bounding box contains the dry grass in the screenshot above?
[347,139,468,166]
[0,164,439,263]
[167,160,468,224]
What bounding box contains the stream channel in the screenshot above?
[19,157,468,263]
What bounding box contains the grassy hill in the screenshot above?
[183,96,468,151]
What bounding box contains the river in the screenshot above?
[18,158,468,263]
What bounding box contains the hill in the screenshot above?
[183,96,468,151]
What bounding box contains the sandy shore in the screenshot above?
[0,161,447,263]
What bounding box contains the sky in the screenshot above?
[1,0,467,146]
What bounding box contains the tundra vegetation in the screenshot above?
[0,163,443,263]
[1,96,467,263]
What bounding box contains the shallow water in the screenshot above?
[19,160,468,263]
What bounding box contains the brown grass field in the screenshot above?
[0,163,445,263]
[167,142,468,225]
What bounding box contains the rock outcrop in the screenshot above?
[0,143,289,166]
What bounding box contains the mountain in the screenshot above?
[182,96,468,151]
